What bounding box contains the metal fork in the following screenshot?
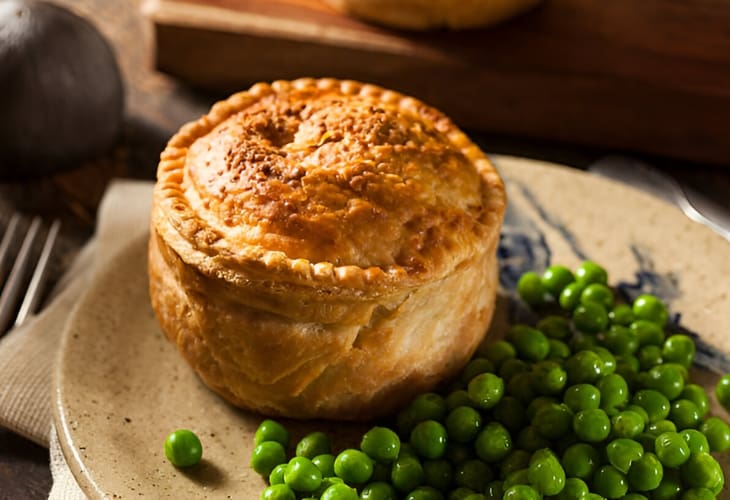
[0,214,61,334]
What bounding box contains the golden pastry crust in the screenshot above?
[149,78,506,419]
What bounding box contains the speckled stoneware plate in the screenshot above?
[54,156,730,498]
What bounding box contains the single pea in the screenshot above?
[484,480,503,500]
[642,364,685,400]
[445,390,474,411]
[680,452,724,492]
[716,373,730,412]
[575,261,608,285]
[652,468,683,500]
[637,344,664,370]
[503,485,540,500]
[565,350,604,385]
[507,325,550,362]
[580,283,614,310]
[654,432,690,468]
[422,459,453,491]
[627,452,664,492]
[391,455,424,492]
[531,360,568,396]
[467,372,504,410]
[536,315,572,340]
[573,408,610,443]
[632,294,669,327]
[602,325,639,356]
[590,346,617,375]
[403,486,444,500]
[631,320,665,347]
[480,340,517,370]
[255,420,290,447]
[409,393,448,423]
[314,477,344,497]
[515,426,550,452]
[680,428,710,454]
[699,416,730,452]
[669,399,701,430]
[624,403,650,424]
[260,484,296,500]
[410,420,448,460]
[284,456,322,493]
[164,429,202,468]
[681,384,710,418]
[592,464,628,499]
[445,406,482,444]
[506,371,536,404]
[550,477,589,500]
[361,427,400,463]
[609,303,634,326]
[548,339,572,360]
[333,449,373,484]
[474,422,512,463]
[517,271,547,306]
[269,463,287,485]
[499,358,531,382]
[320,482,358,500]
[454,459,493,491]
[606,438,644,473]
[492,396,526,433]
[632,389,670,422]
[559,282,585,311]
[662,334,696,368]
[533,403,573,440]
[542,265,575,296]
[681,488,717,500]
[563,384,601,412]
[503,467,530,489]
[573,302,609,334]
[597,373,629,410]
[251,441,286,476]
[528,448,565,496]
[296,432,331,459]
[499,449,531,479]
[311,454,335,477]
[528,396,556,423]
[461,358,495,385]
[360,481,397,500]
[561,443,600,480]
[646,419,677,437]
[611,410,645,438]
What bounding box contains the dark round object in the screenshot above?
[0,0,124,179]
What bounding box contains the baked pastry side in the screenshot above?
[148,78,506,419]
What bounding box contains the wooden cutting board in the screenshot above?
[143,0,730,165]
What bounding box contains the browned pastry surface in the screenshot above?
[149,78,506,419]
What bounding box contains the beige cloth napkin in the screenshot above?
[0,180,154,499]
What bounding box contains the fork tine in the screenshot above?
[0,217,43,333]
[14,219,61,328]
[0,213,22,283]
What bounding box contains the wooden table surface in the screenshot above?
[1,0,729,498]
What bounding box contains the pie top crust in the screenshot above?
[152,78,506,299]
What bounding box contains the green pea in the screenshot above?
[654,431,690,468]
[602,325,639,356]
[627,452,663,492]
[574,261,607,284]
[580,282,614,309]
[361,427,400,463]
[507,325,550,362]
[632,294,669,327]
[548,339,572,360]
[533,403,573,440]
[312,454,335,477]
[410,420,448,460]
[536,315,572,340]
[606,438,643,473]
[454,459,493,491]
[565,350,604,384]
[584,494,603,500]
[499,449,531,479]
[571,334,600,356]
[550,477,589,500]
[474,422,511,463]
[164,429,202,468]
[391,456,424,492]
[624,404,650,424]
[637,344,663,370]
[460,358,495,384]
[669,399,701,430]
[597,373,629,410]
[631,320,665,347]
[681,488,717,500]
[484,480,503,500]
[651,468,682,500]
[559,282,585,311]
[314,477,344,497]
[561,443,600,480]
[610,410,645,438]
[447,487,475,500]
[506,372,536,403]
[467,372,504,410]
[527,396,556,421]
[632,389,670,422]
[422,459,453,491]
[334,449,373,484]
[573,408,610,443]
[531,360,568,395]
[410,393,448,423]
[504,467,530,489]
[492,396,526,433]
[542,265,575,296]
[502,485,540,500]
[320,483,358,500]
[646,419,677,437]
[296,431,331,458]
[517,271,547,306]
[608,303,634,326]
[681,384,710,418]
[445,390,474,411]
[699,416,730,452]
[251,441,287,476]
[260,484,296,500]
[592,464,628,499]
[515,426,550,452]
[563,384,600,412]
[269,463,287,485]
[404,486,444,500]
[573,302,609,334]
[680,452,724,492]
[480,340,516,370]
[255,420,290,447]
[284,457,322,493]
[716,373,730,412]
[499,358,531,381]
[662,334,695,368]
[679,428,710,454]
[528,448,565,496]
[360,481,397,500]
[445,406,482,443]
[642,364,685,400]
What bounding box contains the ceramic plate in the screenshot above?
[54,156,730,498]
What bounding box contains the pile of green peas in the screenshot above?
[248,261,730,499]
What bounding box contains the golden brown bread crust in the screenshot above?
[149,78,506,419]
